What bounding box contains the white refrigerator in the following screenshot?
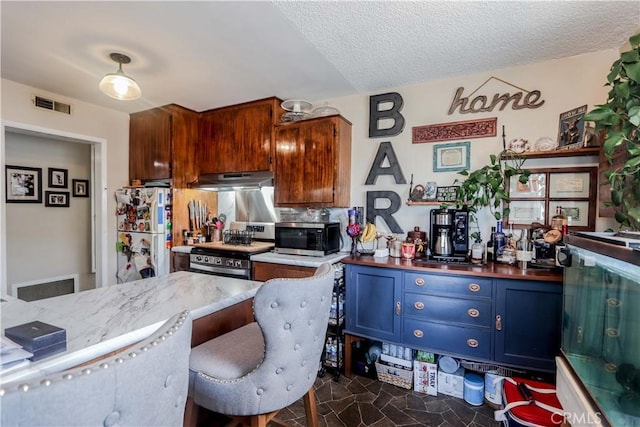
[115,187,171,283]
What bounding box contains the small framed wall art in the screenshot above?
[48,168,68,188]
[557,105,587,150]
[433,141,470,172]
[45,191,70,207]
[72,179,89,197]
[5,165,42,203]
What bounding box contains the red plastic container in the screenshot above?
[502,377,564,427]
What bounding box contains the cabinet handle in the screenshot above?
[395,301,401,315]
[468,283,481,292]
[467,308,479,318]
[414,277,425,286]
[577,326,583,344]
[467,339,479,348]
[413,329,424,338]
[495,315,502,331]
[414,301,425,310]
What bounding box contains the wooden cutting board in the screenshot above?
[193,241,275,253]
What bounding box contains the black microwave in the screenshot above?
[275,222,341,257]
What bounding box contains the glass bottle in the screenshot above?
[516,229,533,270]
[494,220,506,263]
[487,226,496,262]
[471,238,485,264]
[551,206,566,233]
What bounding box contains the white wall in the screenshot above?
[5,133,94,291]
[322,49,620,242]
[1,79,129,294]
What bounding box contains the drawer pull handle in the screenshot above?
[496,315,502,331]
[414,330,424,338]
[467,339,479,348]
[395,301,401,315]
[414,301,425,310]
[414,278,425,286]
[467,308,479,318]
[468,283,480,292]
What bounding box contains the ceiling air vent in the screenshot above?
[33,95,71,115]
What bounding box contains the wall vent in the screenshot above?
[33,95,72,115]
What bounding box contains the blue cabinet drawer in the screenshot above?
[404,292,492,327]
[404,272,492,298]
[403,318,492,360]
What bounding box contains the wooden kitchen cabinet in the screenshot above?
[129,104,199,188]
[274,115,351,207]
[252,261,315,281]
[198,97,283,174]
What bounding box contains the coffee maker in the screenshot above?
[429,208,469,262]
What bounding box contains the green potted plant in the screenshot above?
[453,151,530,240]
[583,32,640,230]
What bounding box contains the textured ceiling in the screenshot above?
[1,1,639,114]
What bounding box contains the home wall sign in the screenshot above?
[369,92,405,138]
[365,141,407,185]
[412,117,497,144]
[447,76,545,115]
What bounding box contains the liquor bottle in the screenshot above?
[487,226,496,261]
[551,206,566,233]
[493,220,506,263]
[516,229,533,270]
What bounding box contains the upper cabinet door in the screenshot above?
[274,115,351,207]
[199,98,280,174]
[129,108,172,182]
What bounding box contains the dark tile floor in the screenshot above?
[272,373,501,427]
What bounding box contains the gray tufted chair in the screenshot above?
[0,311,192,427]
[188,262,335,427]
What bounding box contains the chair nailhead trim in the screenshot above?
[41,379,52,387]
[63,374,73,380]
[19,384,29,392]
[82,368,92,375]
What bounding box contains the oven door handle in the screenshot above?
[190,264,250,279]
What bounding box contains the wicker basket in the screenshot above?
[375,361,413,389]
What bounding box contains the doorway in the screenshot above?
[1,121,108,296]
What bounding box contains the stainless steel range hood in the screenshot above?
[191,171,274,191]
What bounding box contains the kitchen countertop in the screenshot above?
[171,245,193,254]
[0,271,262,385]
[341,254,563,282]
[194,241,275,253]
[250,251,350,267]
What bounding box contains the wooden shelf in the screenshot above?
[501,147,600,159]
[406,201,448,206]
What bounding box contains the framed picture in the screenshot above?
[433,141,470,172]
[548,172,591,198]
[5,165,42,203]
[48,168,68,188]
[508,200,546,224]
[548,201,591,227]
[508,173,546,199]
[45,191,70,207]
[436,185,459,202]
[72,179,89,197]
[557,105,587,150]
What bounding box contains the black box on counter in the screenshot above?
[4,321,67,361]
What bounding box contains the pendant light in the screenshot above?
[99,53,141,100]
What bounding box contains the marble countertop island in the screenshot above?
[1,271,262,385]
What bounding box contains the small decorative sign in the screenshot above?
[436,186,459,203]
[413,118,497,144]
[557,105,587,150]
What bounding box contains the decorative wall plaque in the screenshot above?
[412,117,497,144]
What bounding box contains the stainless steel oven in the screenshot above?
[189,248,254,279]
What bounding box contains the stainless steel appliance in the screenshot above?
[429,208,469,262]
[275,222,341,257]
[189,221,274,279]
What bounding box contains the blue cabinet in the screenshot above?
[345,265,402,342]
[345,264,562,372]
[494,279,562,371]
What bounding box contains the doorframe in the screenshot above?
[1,120,108,295]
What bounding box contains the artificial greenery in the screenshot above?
[584,32,640,230]
[453,151,530,239]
